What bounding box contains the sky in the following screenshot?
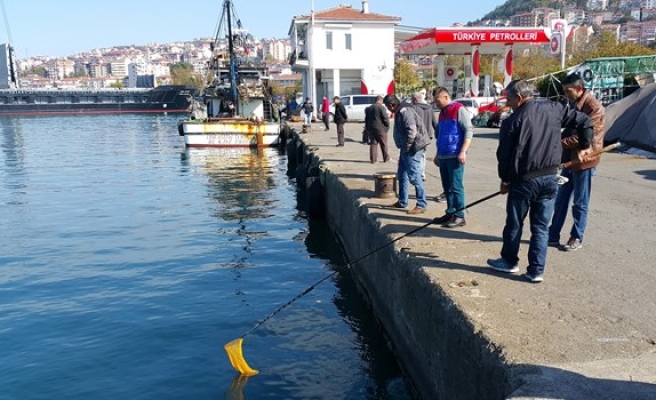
[1,0,504,58]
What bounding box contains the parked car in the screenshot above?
[329,94,390,121]
[452,98,481,120]
[478,96,507,114]
[486,105,512,128]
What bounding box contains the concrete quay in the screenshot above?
[287,121,656,400]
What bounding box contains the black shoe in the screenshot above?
[443,216,466,228]
[434,192,446,203]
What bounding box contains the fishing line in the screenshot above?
[223,191,501,375]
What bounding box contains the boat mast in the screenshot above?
[1,0,18,89]
[225,0,239,115]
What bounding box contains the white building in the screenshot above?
[643,0,656,9]
[587,0,609,10]
[262,39,292,62]
[47,58,75,79]
[288,1,400,113]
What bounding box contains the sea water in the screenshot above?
[0,114,410,400]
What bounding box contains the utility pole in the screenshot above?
[639,7,644,46]
[309,0,316,120]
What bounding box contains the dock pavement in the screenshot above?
[288,120,656,400]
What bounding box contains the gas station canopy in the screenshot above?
[398,26,572,95]
[399,27,561,55]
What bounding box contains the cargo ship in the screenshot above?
[0,43,197,116]
[0,85,198,115]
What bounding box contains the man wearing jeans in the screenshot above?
[432,87,473,228]
[383,94,430,215]
[548,73,606,251]
[488,80,593,283]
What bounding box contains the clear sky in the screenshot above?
[1,0,504,58]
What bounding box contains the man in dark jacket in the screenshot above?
[384,94,431,215]
[302,97,314,125]
[488,79,593,283]
[548,73,605,251]
[364,95,390,163]
[333,96,348,146]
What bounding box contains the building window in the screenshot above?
[345,33,352,50]
[326,32,333,50]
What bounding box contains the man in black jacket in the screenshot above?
[333,96,348,146]
[487,80,592,283]
[364,96,390,163]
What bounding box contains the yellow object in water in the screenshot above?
[224,338,259,376]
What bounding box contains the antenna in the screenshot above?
[0,0,12,44]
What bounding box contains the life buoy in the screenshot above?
[583,69,593,82]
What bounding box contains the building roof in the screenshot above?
[294,5,400,22]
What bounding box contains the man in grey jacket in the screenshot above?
[383,94,431,215]
[412,90,437,181]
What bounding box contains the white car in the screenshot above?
[329,94,390,122]
[453,98,481,120]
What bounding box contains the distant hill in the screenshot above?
[476,0,588,22]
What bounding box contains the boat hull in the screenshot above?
[180,118,281,148]
[0,85,197,116]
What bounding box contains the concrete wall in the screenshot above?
[302,145,514,400]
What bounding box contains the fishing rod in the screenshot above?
[223,191,501,376]
[224,142,623,376]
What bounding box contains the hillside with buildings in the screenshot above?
[14,36,295,90]
[472,0,656,46]
[12,0,656,91]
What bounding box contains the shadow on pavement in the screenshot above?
[509,364,656,400]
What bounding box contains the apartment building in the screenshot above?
[46,58,75,79]
[262,39,292,62]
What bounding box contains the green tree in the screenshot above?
[26,66,47,77]
[394,58,420,95]
[512,48,560,80]
[170,62,204,90]
[110,81,124,88]
[573,31,654,63]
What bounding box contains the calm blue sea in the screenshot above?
[0,114,410,400]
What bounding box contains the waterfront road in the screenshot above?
[290,120,656,399]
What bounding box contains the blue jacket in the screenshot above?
[437,101,464,156]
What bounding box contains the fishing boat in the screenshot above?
[0,44,196,116]
[177,0,281,148]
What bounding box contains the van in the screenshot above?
[329,94,389,122]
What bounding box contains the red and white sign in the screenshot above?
[432,28,549,43]
[550,32,562,55]
[551,18,568,33]
[472,48,480,76]
[444,66,457,79]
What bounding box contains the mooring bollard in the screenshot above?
[373,172,397,198]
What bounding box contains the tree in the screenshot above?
[170,62,204,90]
[110,81,124,89]
[26,66,47,77]
[512,48,559,81]
[572,31,654,63]
[394,58,420,95]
